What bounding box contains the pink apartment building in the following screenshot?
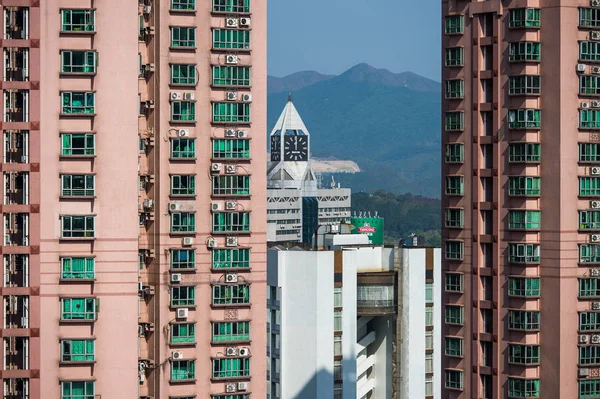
[0,0,266,398]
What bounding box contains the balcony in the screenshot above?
[357,272,396,316]
[3,295,28,329]
[3,378,29,399]
[4,48,28,82]
[3,131,28,163]
[4,8,29,40]
[4,91,29,123]
[3,336,29,370]
[3,255,29,288]
[4,172,29,205]
[4,213,29,246]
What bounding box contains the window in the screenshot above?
[213,0,250,13]
[445,208,464,228]
[60,339,94,362]
[445,47,464,66]
[60,298,98,321]
[509,75,541,95]
[60,50,96,74]
[581,7,600,28]
[171,286,196,307]
[213,29,250,49]
[581,244,600,263]
[581,109,600,129]
[212,284,250,305]
[581,143,600,163]
[425,306,433,327]
[171,138,195,159]
[61,92,95,114]
[61,381,95,399]
[171,175,195,196]
[445,15,463,34]
[212,321,250,342]
[213,139,250,159]
[580,211,600,230]
[170,249,195,270]
[212,212,250,232]
[581,346,600,365]
[445,305,464,325]
[445,273,463,292]
[581,75,600,96]
[445,337,463,357]
[581,312,600,331]
[171,323,195,344]
[582,278,600,298]
[508,277,540,297]
[425,376,433,397]
[61,133,95,156]
[212,396,250,399]
[334,335,342,356]
[508,176,540,196]
[580,379,600,398]
[61,9,95,32]
[212,357,250,378]
[212,102,251,123]
[509,8,541,28]
[445,143,464,163]
[445,176,464,195]
[508,210,541,230]
[508,109,541,129]
[445,80,464,99]
[171,64,196,85]
[509,243,540,263]
[171,27,196,48]
[509,42,541,61]
[61,174,94,197]
[171,101,196,122]
[334,359,342,380]
[508,344,539,365]
[509,143,540,163]
[508,310,540,331]
[425,282,433,302]
[213,66,251,86]
[334,309,342,331]
[508,378,540,398]
[171,359,195,381]
[61,257,95,279]
[171,212,195,233]
[212,248,250,269]
[581,177,600,196]
[581,41,600,61]
[213,175,251,196]
[445,112,464,131]
[445,240,464,260]
[171,0,195,11]
[445,370,463,390]
[61,215,95,238]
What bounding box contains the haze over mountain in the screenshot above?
[267,63,441,197]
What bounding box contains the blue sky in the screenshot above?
[267,0,441,81]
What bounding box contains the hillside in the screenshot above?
[268,63,441,197]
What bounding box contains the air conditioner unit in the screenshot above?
[594,0,600,7]
[593,66,600,74]
[211,203,223,212]
[169,203,181,212]
[226,91,238,101]
[183,93,195,100]
[225,273,238,283]
[241,93,252,102]
[207,238,217,248]
[237,382,248,391]
[171,273,182,283]
[238,347,250,356]
[182,237,194,246]
[578,63,588,73]
[143,5,152,14]
[226,55,239,65]
[226,383,237,393]
[138,324,145,337]
[583,102,591,109]
[592,31,600,41]
[581,368,590,378]
[581,334,590,344]
[226,347,237,356]
[143,199,154,210]
[172,351,184,360]
[592,334,600,344]
[225,129,237,137]
[144,63,154,72]
[593,234,600,243]
[225,201,237,210]
[177,129,189,137]
[591,166,600,175]
[226,236,238,247]
[138,281,143,292]
[240,17,251,27]
[592,268,600,277]
[176,308,188,319]
[225,164,237,174]
[591,200,600,209]
[593,101,600,108]
[237,130,248,138]
[170,92,181,101]
[279,225,285,229]
[139,373,145,383]
[226,18,239,28]
[211,163,222,173]
[593,302,600,310]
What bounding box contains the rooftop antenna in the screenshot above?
[288,92,293,102]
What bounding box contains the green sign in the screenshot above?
[350,217,384,245]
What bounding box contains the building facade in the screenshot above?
[440,1,600,397]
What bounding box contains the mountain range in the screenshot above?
[267,63,441,197]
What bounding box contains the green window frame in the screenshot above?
[445,176,464,195]
[581,244,600,263]
[580,75,600,95]
[61,92,95,114]
[445,47,464,67]
[445,240,463,260]
[212,357,250,379]
[61,51,96,74]
[60,297,98,321]
[60,339,94,362]
[61,9,95,32]
[171,101,196,122]
[171,286,196,307]
[509,8,541,28]
[213,0,251,13]
[171,64,196,85]
[61,133,95,156]
[508,243,540,263]
[212,139,250,159]
[508,210,541,230]
[581,143,600,163]
[445,15,464,34]
[212,248,250,269]
[170,212,196,233]
[445,337,463,357]
[171,0,195,11]
[212,29,250,49]
[508,143,540,163]
[580,177,600,196]
[580,379,600,398]
[212,66,251,86]
[509,75,541,95]
[581,41,600,61]
[445,143,464,163]
[212,102,251,123]
[508,277,541,297]
[171,175,196,196]
[582,345,600,366]
[445,80,464,99]
[170,249,195,270]
[61,257,95,279]
[508,378,540,398]
[580,211,600,230]
[61,174,94,197]
[509,42,541,62]
[581,109,600,129]
[581,312,600,331]
[170,359,195,381]
[60,215,95,238]
[171,323,195,343]
[171,27,196,48]
[508,109,541,129]
[61,381,95,399]
[445,370,463,390]
[445,273,463,292]
[212,212,250,232]
[581,8,600,28]
[445,305,464,325]
[212,321,250,342]
[445,112,464,131]
[508,344,540,365]
[508,310,540,331]
[212,175,251,196]
[508,176,541,196]
[171,138,195,159]
[212,284,250,305]
[444,208,463,228]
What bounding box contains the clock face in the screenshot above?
[284,135,308,161]
[270,135,281,161]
